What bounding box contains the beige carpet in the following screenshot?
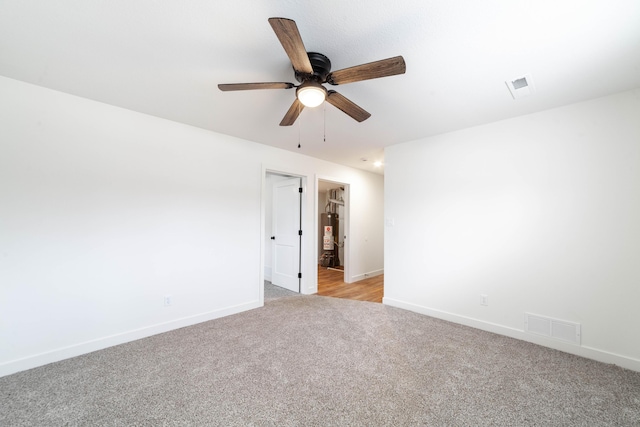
[1,285,639,426]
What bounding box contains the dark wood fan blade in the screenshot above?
[218,82,294,91]
[326,56,406,85]
[280,98,304,126]
[326,91,371,122]
[268,18,313,75]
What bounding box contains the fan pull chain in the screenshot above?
[323,103,326,143]
[297,102,301,149]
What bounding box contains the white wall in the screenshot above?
[340,177,384,281]
[384,89,640,371]
[0,76,384,376]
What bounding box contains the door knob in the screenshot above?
[270,236,275,240]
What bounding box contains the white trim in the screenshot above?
[351,269,384,282]
[383,297,640,373]
[0,301,262,378]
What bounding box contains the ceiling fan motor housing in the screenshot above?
[295,52,332,83]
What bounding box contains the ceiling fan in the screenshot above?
[218,17,406,126]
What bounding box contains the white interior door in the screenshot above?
[271,177,301,292]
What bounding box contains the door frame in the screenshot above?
[260,166,309,304]
[316,176,351,284]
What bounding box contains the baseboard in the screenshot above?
[264,266,272,282]
[383,297,640,373]
[351,268,384,283]
[0,300,262,378]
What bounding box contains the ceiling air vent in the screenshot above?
[506,73,534,99]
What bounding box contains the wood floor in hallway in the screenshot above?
[316,265,384,303]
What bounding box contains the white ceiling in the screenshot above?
[1,1,639,174]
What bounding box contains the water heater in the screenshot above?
[320,212,340,267]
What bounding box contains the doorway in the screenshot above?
[317,178,350,298]
[317,179,347,280]
[316,178,384,303]
[265,172,303,294]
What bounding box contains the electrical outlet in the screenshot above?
[164,295,172,307]
[480,294,489,306]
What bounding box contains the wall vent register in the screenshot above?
[524,313,581,345]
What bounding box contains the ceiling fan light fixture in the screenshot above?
[296,81,327,108]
